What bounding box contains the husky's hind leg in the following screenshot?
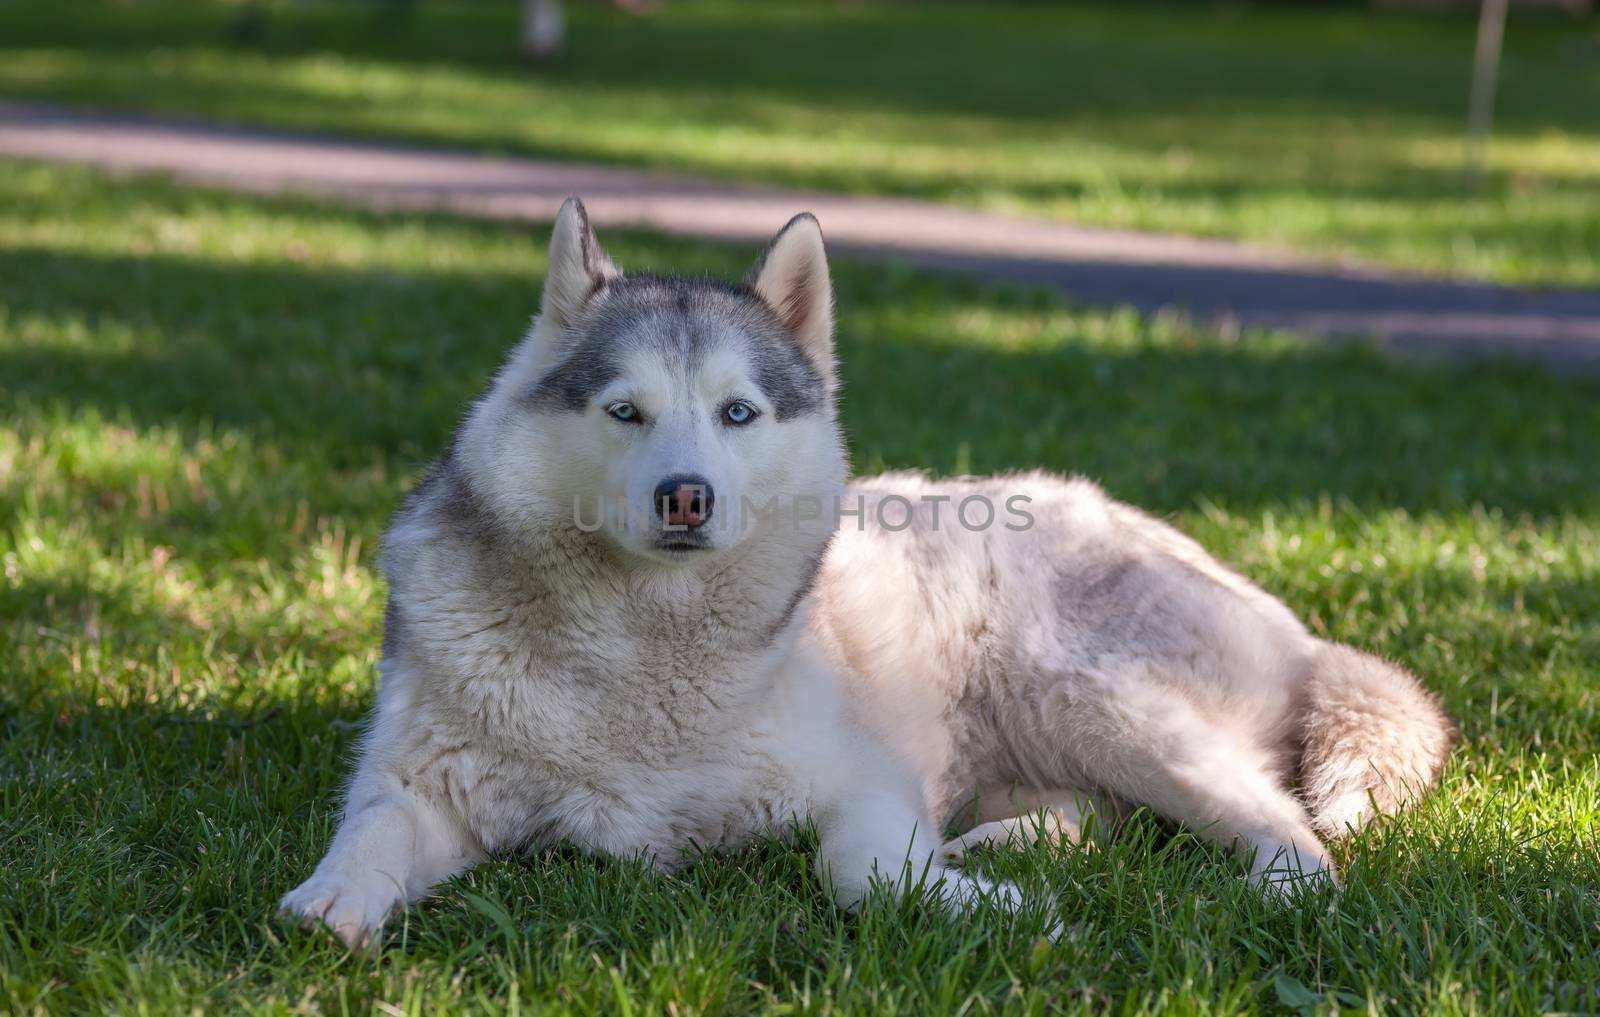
[1078,689,1334,895]
[941,786,1112,863]
[1020,665,1334,895]
[280,762,480,948]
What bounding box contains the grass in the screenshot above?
[1,0,1599,286]
[2,158,1600,1015]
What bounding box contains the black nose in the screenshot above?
[653,475,715,529]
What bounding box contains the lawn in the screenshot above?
[1,0,1598,286]
[2,159,1599,1015]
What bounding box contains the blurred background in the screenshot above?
[1,0,1596,283]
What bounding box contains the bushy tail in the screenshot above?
[1299,642,1455,838]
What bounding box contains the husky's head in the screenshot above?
[457,199,847,566]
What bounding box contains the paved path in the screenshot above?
[4,102,1598,372]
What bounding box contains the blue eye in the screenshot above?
[723,400,758,426]
[607,401,641,423]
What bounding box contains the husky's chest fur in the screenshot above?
[373,458,827,864]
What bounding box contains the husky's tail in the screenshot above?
[1298,642,1454,838]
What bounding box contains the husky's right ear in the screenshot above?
[540,197,619,331]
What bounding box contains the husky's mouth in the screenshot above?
[655,532,711,554]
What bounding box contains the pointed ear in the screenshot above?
[746,213,834,382]
[541,197,619,330]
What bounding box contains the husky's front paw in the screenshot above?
[935,868,1023,914]
[940,821,1013,865]
[279,871,403,949]
[1249,847,1339,903]
[1253,864,1338,903]
[938,871,1064,941]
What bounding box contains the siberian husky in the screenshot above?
[281,200,1453,947]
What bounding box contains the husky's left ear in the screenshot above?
[541,197,620,332]
[746,213,835,384]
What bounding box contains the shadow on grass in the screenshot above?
[0,244,523,465]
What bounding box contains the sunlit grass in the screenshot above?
[2,162,1598,1014]
[1,0,1598,284]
